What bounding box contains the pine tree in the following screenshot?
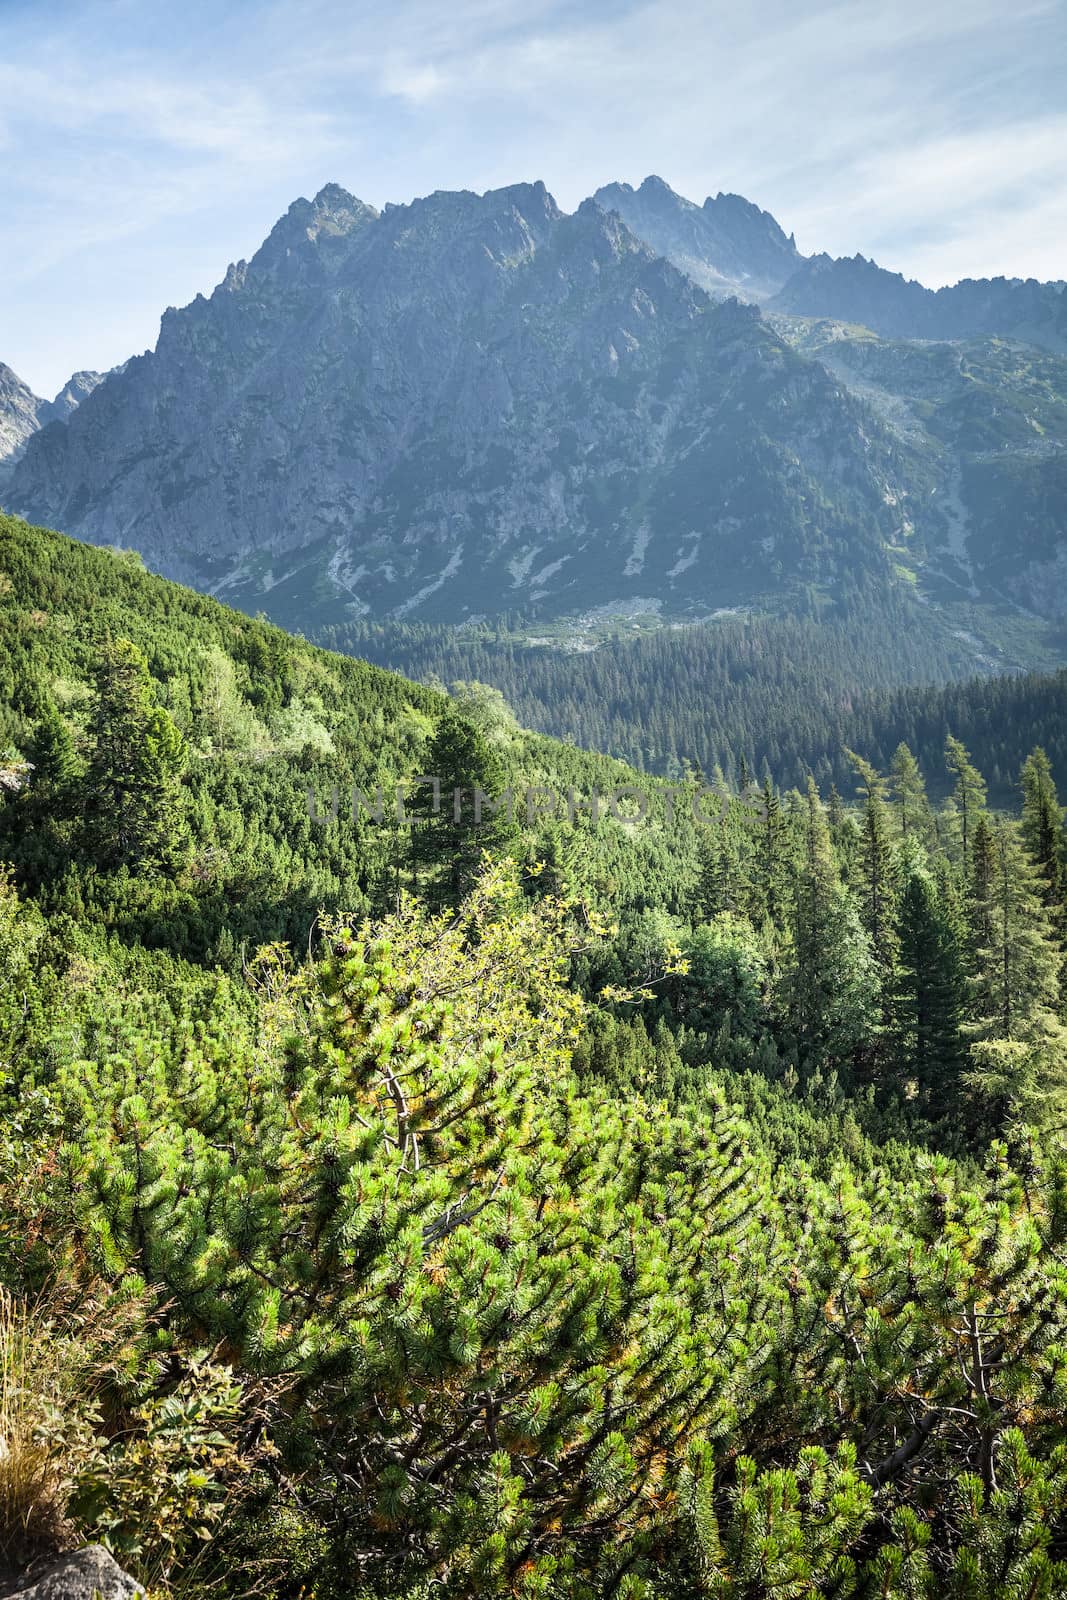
[890,742,931,845]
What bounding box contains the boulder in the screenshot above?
[5,1547,143,1600]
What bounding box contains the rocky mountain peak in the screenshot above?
[48,369,106,421]
[0,362,45,470]
[592,175,801,300]
[245,183,378,283]
[0,361,106,476]
[5,176,925,628]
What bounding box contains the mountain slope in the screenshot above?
[0,362,46,472]
[0,510,707,943]
[592,174,802,299]
[5,182,934,627]
[0,362,106,480]
[773,320,1067,618]
[6,179,1067,638]
[588,179,1067,352]
[770,254,1067,349]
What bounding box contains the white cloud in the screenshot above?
[381,60,450,104]
[792,115,1067,284]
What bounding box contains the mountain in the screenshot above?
[592,174,802,299]
[770,253,1067,349]
[46,367,108,421]
[0,362,46,472]
[771,320,1067,618]
[587,180,1067,353]
[4,181,931,628]
[0,362,106,480]
[5,179,1067,642]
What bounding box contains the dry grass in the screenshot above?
[0,1283,143,1565]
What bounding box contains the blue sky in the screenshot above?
[2,0,1065,396]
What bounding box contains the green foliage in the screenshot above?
[0,515,1065,1597]
[316,610,1067,801]
[71,1355,245,1586]
[84,638,189,872]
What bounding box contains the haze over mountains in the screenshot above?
[2,175,1065,644]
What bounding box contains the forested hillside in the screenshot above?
[315,607,1067,798]
[3,511,1067,1596]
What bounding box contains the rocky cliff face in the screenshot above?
[770,254,1067,350]
[7,177,1066,628]
[5,181,922,624]
[772,319,1067,620]
[0,364,105,482]
[46,370,107,423]
[0,364,48,474]
[593,175,802,301]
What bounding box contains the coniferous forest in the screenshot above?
[3,510,1067,1596]
[317,613,1067,802]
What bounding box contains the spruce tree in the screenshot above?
[754,776,786,927]
[84,639,188,871]
[946,735,988,874]
[846,751,899,986]
[27,704,81,803]
[781,780,879,1068]
[1020,747,1064,915]
[965,811,998,980]
[967,818,1067,1122]
[892,867,966,1114]
[409,708,514,907]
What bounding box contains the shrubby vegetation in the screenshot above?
[1,513,1067,1595]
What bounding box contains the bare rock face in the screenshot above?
[5,182,921,625]
[2,1547,142,1600]
[46,372,107,424]
[0,363,47,472]
[0,364,106,482]
[592,175,802,301]
[6,177,1065,627]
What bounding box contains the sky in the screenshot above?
[1,0,1065,397]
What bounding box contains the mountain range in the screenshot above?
[2,175,1065,648]
[599,175,1067,349]
[0,363,104,478]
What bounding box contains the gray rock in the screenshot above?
[5,177,1065,628]
[770,252,1067,349]
[6,1547,142,1600]
[44,372,107,425]
[3,181,921,626]
[0,363,107,480]
[593,175,802,301]
[0,363,47,471]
